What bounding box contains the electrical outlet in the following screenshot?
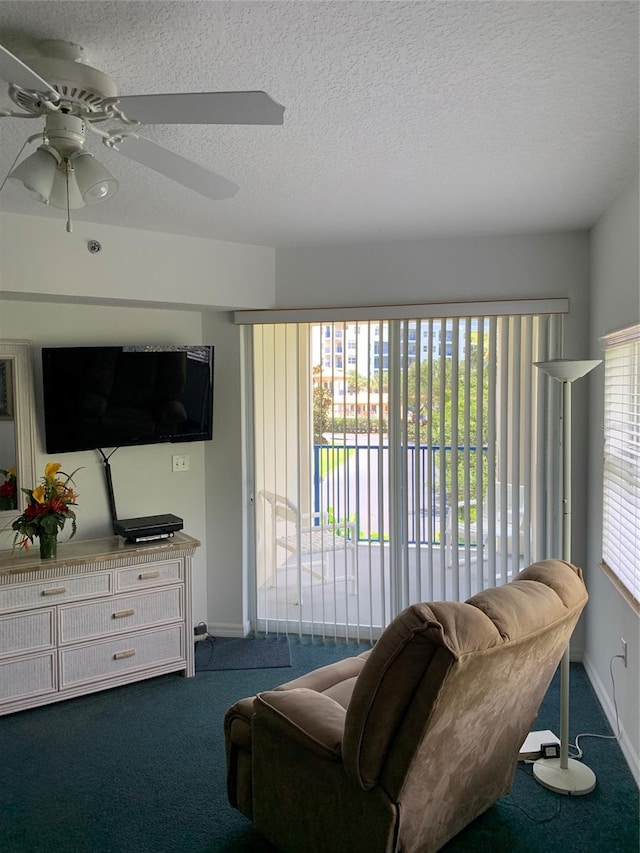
[621,638,628,668]
[172,454,189,472]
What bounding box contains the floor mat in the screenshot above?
[194,635,292,671]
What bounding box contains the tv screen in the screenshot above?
[42,345,214,453]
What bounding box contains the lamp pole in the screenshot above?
[533,359,600,796]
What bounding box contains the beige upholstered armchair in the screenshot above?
[225,560,588,853]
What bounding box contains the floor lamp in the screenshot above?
[533,358,601,795]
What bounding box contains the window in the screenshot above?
[601,324,640,611]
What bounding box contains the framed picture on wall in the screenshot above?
[0,360,13,419]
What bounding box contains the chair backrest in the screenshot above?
[260,490,299,524]
[497,481,525,526]
[490,481,526,554]
[341,560,587,801]
[473,482,525,529]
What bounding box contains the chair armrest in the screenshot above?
[301,511,326,524]
[445,500,478,521]
[254,688,346,760]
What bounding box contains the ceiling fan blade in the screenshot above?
[111,135,239,200]
[0,43,57,96]
[115,91,285,126]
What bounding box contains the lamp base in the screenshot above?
[533,757,596,795]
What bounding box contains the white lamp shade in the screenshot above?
[9,146,59,203]
[534,359,602,382]
[48,165,86,210]
[71,151,119,204]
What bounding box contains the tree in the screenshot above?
[404,332,490,499]
[312,332,491,500]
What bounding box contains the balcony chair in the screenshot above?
[260,490,357,603]
[446,482,526,567]
[225,559,587,853]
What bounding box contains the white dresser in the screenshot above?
[0,532,199,715]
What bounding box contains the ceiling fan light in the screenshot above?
[71,151,119,204]
[9,146,60,204]
[47,164,85,210]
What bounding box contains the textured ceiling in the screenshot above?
[0,1,638,247]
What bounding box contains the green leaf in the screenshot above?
[40,515,60,535]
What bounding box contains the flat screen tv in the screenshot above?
[42,345,214,453]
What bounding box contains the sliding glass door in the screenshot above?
[246,309,562,639]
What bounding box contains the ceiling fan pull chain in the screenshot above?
[64,160,73,233]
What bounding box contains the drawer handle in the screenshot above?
[113,649,136,660]
[113,609,135,619]
[42,587,66,596]
[139,571,160,580]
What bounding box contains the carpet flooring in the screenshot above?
[195,635,292,671]
[0,638,637,853]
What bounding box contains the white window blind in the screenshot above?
[601,324,640,609]
[247,310,562,639]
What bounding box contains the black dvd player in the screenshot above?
[114,513,184,543]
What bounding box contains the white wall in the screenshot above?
[0,212,276,310]
[587,173,639,782]
[201,309,247,635]
[276,232,588,312]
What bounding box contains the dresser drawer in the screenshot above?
[59,624,185,688]
[115,559,183,591]
[0,573,112,613]
[0,609,55,657]
[59,587,184,644]
[0,652,57,701]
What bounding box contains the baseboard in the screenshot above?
[205,621,252,638]
[583,653,639,787]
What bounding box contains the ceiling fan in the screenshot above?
[0,39,284,227]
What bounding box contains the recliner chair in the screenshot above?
[225,559,588,853]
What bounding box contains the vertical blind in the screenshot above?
[242,306,563,639]
[601,324,640,608]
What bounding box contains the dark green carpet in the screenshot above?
[0,641,637,852]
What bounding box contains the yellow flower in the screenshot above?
[44,462,62,480]
[32,484,46,504]
[7,467,16,477]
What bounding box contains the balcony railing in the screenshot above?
[313,443,489,546]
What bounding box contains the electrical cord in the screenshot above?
[509,653,625,823]
[194,625,216,666]
[504,785,562,823]
[569,653,624,760]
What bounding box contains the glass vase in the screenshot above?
[39,532,58,560]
